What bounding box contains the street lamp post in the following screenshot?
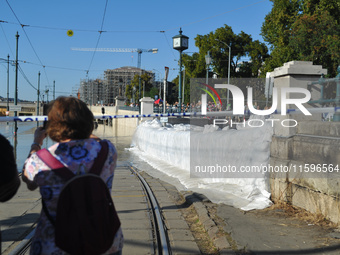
[152,69,163,99]
[205,51,212,85]
[173,28,189,113]
[215,39,231,108]
[164,66,169,113]
[37,72,40,127]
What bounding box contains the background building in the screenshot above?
[79,66,155,105]
[79,78,104,105]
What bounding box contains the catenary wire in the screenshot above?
[87,0,109,73]
[17,64,37,91]
[17,60,88,72]
[5,0,51,87]
[0,20,162,33]
[0,23,14,57]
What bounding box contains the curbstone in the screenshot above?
[214,236,231,250]
[187,195,234,252]
[207,226,219,237]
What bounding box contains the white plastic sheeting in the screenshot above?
[130,116,273,210]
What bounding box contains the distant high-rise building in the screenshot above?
[79,78,104,105]
[79,66,155,105]
[104,66,154,104]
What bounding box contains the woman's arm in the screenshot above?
[22,127,47,191]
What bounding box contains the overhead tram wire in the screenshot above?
[5,0,51,87]
[163,33,177,59]
[17,60,88,72]
[0,22,14,56]
[0,20,162,33]
[0,1,268,38]
[1,21,88,76]
[86,0,109,73]
[17,64,37,91]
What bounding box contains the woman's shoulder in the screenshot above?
[53,138,116,160]
[101,139,116,153]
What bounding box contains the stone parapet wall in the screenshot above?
[270,121,340,224]
[90,105,139,137]
[89,105,117,115]
[270,61,340,225]
[112,109,139,137]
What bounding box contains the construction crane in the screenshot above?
[71,48,158,69]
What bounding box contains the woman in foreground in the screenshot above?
[22,96,123,255]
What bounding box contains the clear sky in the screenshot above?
[0,0,273,102]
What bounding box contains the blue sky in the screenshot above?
[0,0,273,101]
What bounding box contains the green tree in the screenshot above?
[125,73,153,102]
[144,87,159,99]
[289,10,340,76]
[182,25,268,79]
[171,25,269,106]
[261,0,340,76]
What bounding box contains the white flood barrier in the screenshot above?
[131,116,273,211]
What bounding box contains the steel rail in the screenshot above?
[129,165,170,255]
[8,174,35,255]
[8,229,35,255]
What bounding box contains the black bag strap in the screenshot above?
[89,140,108,175]
[36,140,109,181]
[42,198,56,227]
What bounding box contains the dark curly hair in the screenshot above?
[46,96,94,142]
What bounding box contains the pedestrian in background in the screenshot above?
[0,134,20,253]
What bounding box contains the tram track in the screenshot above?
[9,164,171,255]
[8,230,34,255]
[128,165,171,255]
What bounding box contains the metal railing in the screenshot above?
[308,66,340,121]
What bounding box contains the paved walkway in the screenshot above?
[216,203,340,254]
[2,163,340,255]
[0,164,201,255]
[181,191,340,255]
[113,164,200,255]
[0,178,40,254]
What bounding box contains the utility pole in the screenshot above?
[37,72,40,127]
[182,69,185,106]
[45,89,49,103]
[6,54,9,112]
[163,67,169,113]
[53,80,55,100]
[14,32,19,135]
[138,50,142,113]
[163,78,166,113]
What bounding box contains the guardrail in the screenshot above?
[0,107,339,122]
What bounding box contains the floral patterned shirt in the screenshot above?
[24,138,123,255]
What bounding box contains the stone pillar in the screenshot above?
[272,61,327,136]
[140,97,154,121]
[115,96,125,107]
